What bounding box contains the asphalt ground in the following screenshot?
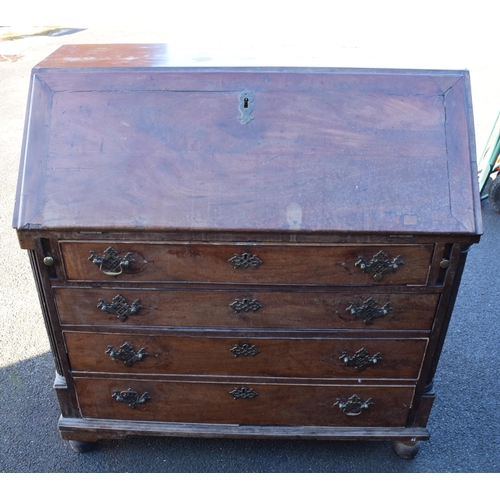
[1,10,499,486]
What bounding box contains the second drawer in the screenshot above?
[54,288,440,330]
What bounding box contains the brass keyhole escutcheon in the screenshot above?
[228,252,263,269]
[238,91,255,124]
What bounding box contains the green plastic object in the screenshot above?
[478,110,500,198]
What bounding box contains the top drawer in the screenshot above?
[60,242,433,286]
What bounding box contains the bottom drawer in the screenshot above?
[74,378,415,427]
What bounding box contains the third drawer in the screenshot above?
[65,332,428,380]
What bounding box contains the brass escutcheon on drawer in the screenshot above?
[230,298,262,313]
[230,342,261,357]
[229,386,259,399]
[228,252,263,269]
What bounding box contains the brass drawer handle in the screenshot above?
[230,342,260,357]
[97,294,142,322]
[230,298,262,313]
[340,348,382,372]
[228,252,263,269]
[355,251,404,281]
[89,246,135,276]
[346,297,392,325]
[334,394,373,416]
[106,342,148,366]
[230,386,258,399]
[111,388,151,409]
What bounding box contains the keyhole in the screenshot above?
[238,92,255,124]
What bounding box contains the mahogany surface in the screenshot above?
[60,242,434,285]
[13,44,482,457]
[14,46,481,236]
[53,287,440,330]
[73,377,415,427]
[64,332,428,379]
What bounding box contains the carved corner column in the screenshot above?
[29,246,81,418]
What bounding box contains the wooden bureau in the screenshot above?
[13,44,482,458]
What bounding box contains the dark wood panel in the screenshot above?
[444,78,482,234]
[47,89,445,157]
[74,377,415,427]
[54,288,440,330]
[58,416,430,442]
[36,43,174,69]
[60,242,433,285]
[65,331,428,379]
[12,75,52,230]
[14,58,480,236]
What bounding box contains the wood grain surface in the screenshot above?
[14,50,481,236]
[65,331,428,379]
[60,241,433,285]
[74,377,415,427]
[54,287,439,330]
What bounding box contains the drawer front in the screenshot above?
[54,288,439,330]
[74,377,415,427]
[60,242,433,285]
[65,332,428,379]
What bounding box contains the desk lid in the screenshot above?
[13,44,482,236]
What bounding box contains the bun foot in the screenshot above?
[393,440,421,459]
[68,440,96,453]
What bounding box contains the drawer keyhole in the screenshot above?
[228,252,263,269]
[230,342,260,357]
[238,91,255,124]
[230,298,262,313]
